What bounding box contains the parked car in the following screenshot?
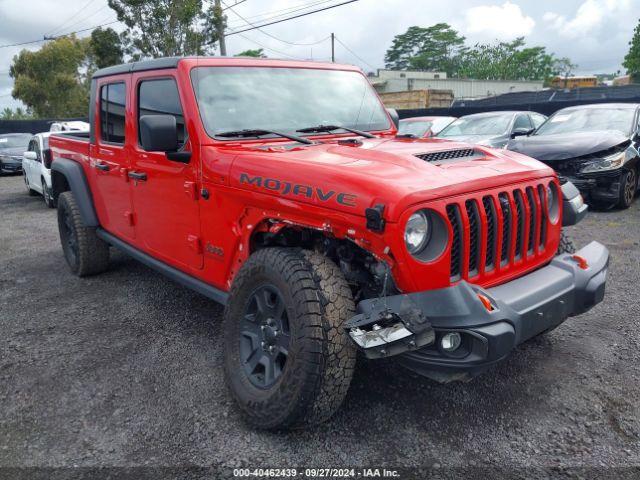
[507,103,640,209]
[50,57,607,430]
[397,116,456,138]
[49,121,90,132]
[22,132,57,207]
[0,133,31,174]
[437,111,548,148]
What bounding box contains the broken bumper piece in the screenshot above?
[345,304,435,359]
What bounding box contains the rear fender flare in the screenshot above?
[51,158,99,227]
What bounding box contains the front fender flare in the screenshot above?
[51,158,99,227]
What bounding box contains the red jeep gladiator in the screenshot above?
[49,57,609,430]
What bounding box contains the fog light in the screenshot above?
[441,332,462,352]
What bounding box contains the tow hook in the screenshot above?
[344,303,435,359]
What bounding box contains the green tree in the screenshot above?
[107,0,213,59]
[10,35,90,118]
[384,24,466,74]
[623,19,640,81]
[89,27,124,69]
[235,48,266,58]
[0,107,33,120]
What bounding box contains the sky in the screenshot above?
[0,0,638,111]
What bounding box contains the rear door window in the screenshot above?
[100,82,126,144]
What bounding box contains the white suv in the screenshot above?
[23,132,55,207]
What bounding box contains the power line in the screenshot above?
[225,0,361,37]
[0,19,119,49]
[45,0,99,36]
[223,0,330,46]
[50,4,111,37]
[334,35,376,71]
[235,33,301,60]
[225,0,337,29]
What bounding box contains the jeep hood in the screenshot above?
[507,130,630,161]
[225,137,554,221]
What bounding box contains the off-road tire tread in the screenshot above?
[57,191,109,277]
[557,231,576,255]
[223,247,356,430]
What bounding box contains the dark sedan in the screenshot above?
[436,111,547,148]
[507,103,640,209]
[0,133,31,174]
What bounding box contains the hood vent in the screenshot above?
[415,148,481,164]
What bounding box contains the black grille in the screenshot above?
[498,193,511,265]
[537,185,548,248]
[465,200,481,276]
[447,205,463,280]
[526,187,538,255]
[482,196,497,270]
[513,190,525,259]
[415,148,478,163]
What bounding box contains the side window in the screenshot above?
[27,139,36,152]
[100,82,126,144]
[530,114,547,129]
[34,139,42,162]
[513,114,532,131]
[138,78,186,147]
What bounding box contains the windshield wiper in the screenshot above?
[216,129,313,145]
[296,125,376,139]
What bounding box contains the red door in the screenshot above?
[91,77,136,241]
[128,73,203,270]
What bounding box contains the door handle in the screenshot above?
[95,161,110,171]
[128,171,147,181]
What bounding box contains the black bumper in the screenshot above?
[0,161,22,173]
[563,170,624,204]
[352,242,609,379]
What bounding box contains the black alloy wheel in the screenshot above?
[240,284,291,389]
[620,168,638,208]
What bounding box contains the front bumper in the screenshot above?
[0,160,22,173]
[562,170,624,204]
[348,242,609,379]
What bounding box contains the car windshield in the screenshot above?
[0,134,31,149]
[398,118,453,137]
[438,114,511,137]
[191,66,390,138]
[535,107,636,136]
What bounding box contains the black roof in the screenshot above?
[92,57,183,79]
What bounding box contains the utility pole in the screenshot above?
[215,0,227,56]
[331,33,335,62]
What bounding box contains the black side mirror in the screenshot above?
[386,108,400,129]
[511,127,534,139]
[43,148,52,169]
[139,115,179,152]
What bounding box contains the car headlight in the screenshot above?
[579,150,626,174]
[405,211,430,255]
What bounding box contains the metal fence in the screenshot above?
[0,118,89,135]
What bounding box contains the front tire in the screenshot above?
[223,248,357,430]
[617,167,637,209]
[57,191,109,276]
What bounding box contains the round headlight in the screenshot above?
[405,211,430,255]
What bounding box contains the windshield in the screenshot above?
[398,118,454,137]
[438,114,511,137]
[191,67,390,138]
[0,134,31,149]
[535,108,636,136]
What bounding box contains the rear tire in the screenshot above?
[57,191,109,277]
[557,231,576,255]
[24,173,37,196]
[223,248,357,430]
[42,178,54,208]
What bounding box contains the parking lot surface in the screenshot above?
[1,174,639,472]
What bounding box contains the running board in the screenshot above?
[96,228,229,306]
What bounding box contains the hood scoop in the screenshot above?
[415,148,482,165]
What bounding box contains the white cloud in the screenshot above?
[544,0,631,38]
[464,2,535,40]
